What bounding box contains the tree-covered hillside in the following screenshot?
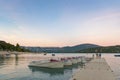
[0,40,29,52]
[25,44,100,53]
[79,45,120,53]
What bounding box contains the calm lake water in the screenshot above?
[0,53,120,80]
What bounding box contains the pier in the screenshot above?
[71,58,115,80]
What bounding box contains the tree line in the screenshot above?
[0,41,29,52]
[79,46,120,53]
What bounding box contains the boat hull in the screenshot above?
[64,60,72,66]
[114,55,120,57]
[29,61,64,68]
[81,58,86,63]
[77,58,82,63]
[71,59,78,64]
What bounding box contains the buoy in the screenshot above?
[52,54,55,56]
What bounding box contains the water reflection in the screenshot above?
[0,57,14,67]
[29,67,64,75]
[15,56,19,66]
[29,62,84,76]
[0,58,5,69]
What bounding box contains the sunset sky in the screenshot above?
[0,0,120,47]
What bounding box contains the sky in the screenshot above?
[0,0,120,47]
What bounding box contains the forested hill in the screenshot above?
[0,40,29,52]
[25,44,100,53]
[79,45,120,53]
[2,40,119,53]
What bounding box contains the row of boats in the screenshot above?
[28,56,87,68]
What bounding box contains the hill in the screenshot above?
[25,43,100,53]
[79,45,120,53]
[0,40,29,52]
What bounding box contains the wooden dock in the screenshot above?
[71,58,116,80]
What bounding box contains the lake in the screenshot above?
[0,53,120,80]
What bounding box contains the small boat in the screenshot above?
[52,54,55,56]
[71,57,78,64]
[77,57,82,63]
[44,53,47,55]
[64,60,72,66]
[29,60,50,66]
[28,59,64,68]
[61,58,72,66]
[81,57,87,63]
[114,55,120,57]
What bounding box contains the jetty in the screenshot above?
[71,58,116,80]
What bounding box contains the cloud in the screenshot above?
[82,12,120,32]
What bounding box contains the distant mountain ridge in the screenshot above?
[24,43,100,53]
[1,40,119,53]
[79,45,120,53]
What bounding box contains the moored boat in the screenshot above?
[77,57,82,63]
[71,57,78,64]
[64,60,72,66]
[61,58,72,66]
[29,60,50,66]
[114,55,120,57]
[81,57,87,63]
[29,59,64,68]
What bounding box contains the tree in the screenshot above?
[16,43,21,51]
